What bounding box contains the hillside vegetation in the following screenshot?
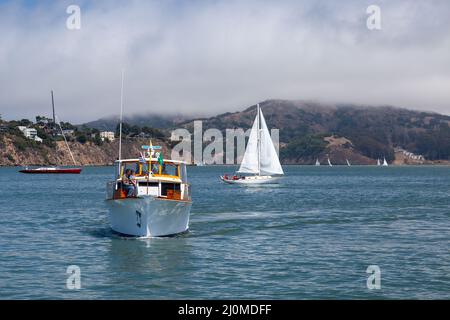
[178,100,450,164]
[2,100,449,166]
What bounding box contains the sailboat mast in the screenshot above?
[51,91,59,166]
[51,90,56,135]
[56,117,77,166]
[257,104,261,176]
[118,70,124,161]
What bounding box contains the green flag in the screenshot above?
[158,152,164,166]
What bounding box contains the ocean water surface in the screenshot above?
[0,165,449,299]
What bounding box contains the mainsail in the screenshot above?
[237,113,259,174]
[238,105,284,176]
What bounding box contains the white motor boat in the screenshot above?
[220,104,284,185]
[105,71,191,237]
[106,148,192,237]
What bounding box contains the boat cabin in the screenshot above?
[106,158,190,201]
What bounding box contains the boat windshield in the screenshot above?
[117,160,183,179]
[122,162,140,176]
[152,162,179,177]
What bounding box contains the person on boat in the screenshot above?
[122,169,137,197]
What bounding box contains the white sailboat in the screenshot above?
[382,157,388,166]
[346,159,351,166]
[315,159,320,166]
[220,104,284,184]
[377,158,381,166]
[327,156,333,167]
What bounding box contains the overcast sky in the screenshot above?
[1,0,449,123]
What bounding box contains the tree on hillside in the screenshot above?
[281,134,328,161]
[36,115,52,124]
[18,119,33,126]
[76,134,87,144]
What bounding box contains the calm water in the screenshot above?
[0,166,449,299]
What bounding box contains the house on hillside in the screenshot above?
[17,126,43,143]
[100,131,115,142]
[394,147,425,163]
[0,124,7,134]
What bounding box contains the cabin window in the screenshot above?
[122,162,140,176]
[141,162,150,176]
[160,183,181,196]
[152,163,179,176]
[162,163,178,176]
[138,181,159,187]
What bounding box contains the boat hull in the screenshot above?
[19,168,82,174]
[106,196,192,237]
[220,175,280,185]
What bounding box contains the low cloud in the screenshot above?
[1,0,449,123]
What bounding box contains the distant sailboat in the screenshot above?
[220,104,284,184]
[346,159,351,166]
[377,158,381,166]
[327,156,333,167]
[315,159,320,166]
[382,157,388,166]
[19,91,82,174]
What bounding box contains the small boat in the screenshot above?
[382,157,388,166]
[377,158,381,166]
[346,159,351,166]
[221,104,284,184]
[19,167,82,174]
[105,147,192,237]
[315,159,320,166]
[19,91,82,174]
[105,71,192,237]
[327,156,333,167]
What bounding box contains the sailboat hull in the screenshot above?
[220,175,280,185]
[106,196,192,237]
[19,167,82,174]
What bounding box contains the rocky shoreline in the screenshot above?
[1,133,449,167]
[0,135,170,167]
